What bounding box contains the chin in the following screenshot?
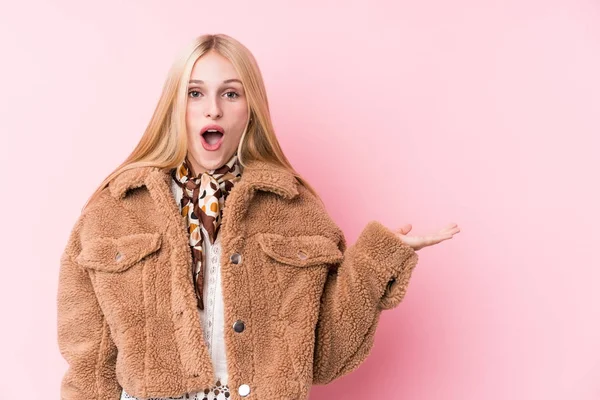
[196,149,234,171]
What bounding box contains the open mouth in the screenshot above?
[202,130,224,145]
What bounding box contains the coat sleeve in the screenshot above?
[312,220,419,385]
[57,244,122,399]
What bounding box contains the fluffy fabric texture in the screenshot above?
[171,152,242,310]
[57,159,419,400]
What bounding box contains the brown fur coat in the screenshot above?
[57,159,419,399]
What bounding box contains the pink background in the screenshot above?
[1,0,599,398]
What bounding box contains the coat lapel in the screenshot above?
[108,159,299,201]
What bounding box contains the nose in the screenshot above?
[204,96,222,119]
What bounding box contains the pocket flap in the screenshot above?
[257,233,343,267]
[76,232,162,272]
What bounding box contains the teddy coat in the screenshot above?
[56,159,419,400]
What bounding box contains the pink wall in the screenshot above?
[1,0,598,398]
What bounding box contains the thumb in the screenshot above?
[397,223,412,235]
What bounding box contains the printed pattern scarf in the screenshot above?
[171,153,242,310]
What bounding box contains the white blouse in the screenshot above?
[120,177,230,400]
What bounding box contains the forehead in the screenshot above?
[189,51,240,82]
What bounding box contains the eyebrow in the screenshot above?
[188,79,242,85]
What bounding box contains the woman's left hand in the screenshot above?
[393,222,460,251]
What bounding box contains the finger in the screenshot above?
[398,223,412,234]
[424,233,453,246]
[439,223,457,232]
[440,224,460,235]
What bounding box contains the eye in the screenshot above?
[188,90,201,98]
[224,91,240,99]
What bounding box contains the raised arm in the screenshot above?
[312,220,419,384]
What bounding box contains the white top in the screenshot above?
[119,178,230,399]
[170,177,229,384]
[198,228,228,383]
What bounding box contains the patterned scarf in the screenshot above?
[171,153,242,310]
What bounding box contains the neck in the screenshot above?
[186,152,238,176]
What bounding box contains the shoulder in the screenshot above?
[296,183,345,244]
[256,178,344,246]
[65,166,166,259]
[107,165,164,199]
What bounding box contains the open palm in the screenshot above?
[394,222,460,251]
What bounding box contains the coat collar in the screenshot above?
[108,159,300,200]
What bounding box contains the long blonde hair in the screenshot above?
[82,33,323,212]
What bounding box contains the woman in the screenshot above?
[57,33,460,400]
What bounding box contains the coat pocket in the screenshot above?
[256,233,344,268]
[75,232,162,273]
[74,232,163,336]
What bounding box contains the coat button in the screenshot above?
[230,253,242,265]
[238,384,251,397]
[115,252,123,261]
[297,250,307,260]
[233,320,245,333]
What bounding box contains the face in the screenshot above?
[185,50,248,175]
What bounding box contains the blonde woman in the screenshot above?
[57,33,460,400]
